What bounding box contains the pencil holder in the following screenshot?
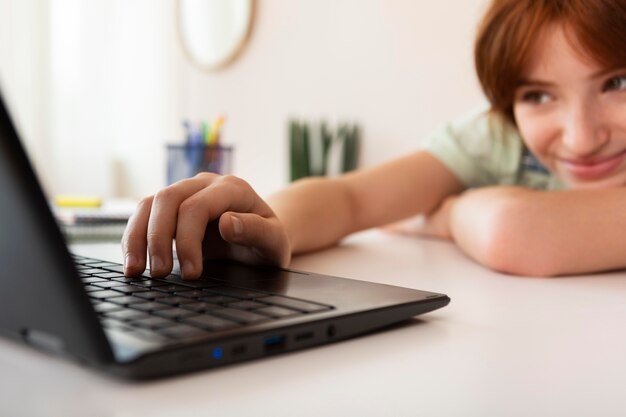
[166,144,233,185]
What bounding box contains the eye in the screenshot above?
[519,90,552,105]
[603,75,626,92]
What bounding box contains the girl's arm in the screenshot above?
[269,150,465,254]
[445,186,626,276]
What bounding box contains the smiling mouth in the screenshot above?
[560,150,626,180]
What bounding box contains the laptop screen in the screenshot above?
[0,88,113,363]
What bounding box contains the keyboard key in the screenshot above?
[80,268,107,275]
[256,306,301,318]
[212,308,269,324]
[130,302,171,312]
[175,290,209,298]
[81,277,108,284]
[181,302,220,312]
[110,285,151,295]
[154,308,197,319]
[260,296,332,313]
[80,277,109,284]
[134,291,170,300]
[91,281,128,288]
[93,272,125,279]
[93,302,124,314]
[129,280,169,287]
[228,300,268,310]
[198,295,238,304]
[111,276,148,282]
[183,315,240,331]
[75,265,92,270]
[105,309,150,321]
[108,296,148,306]
[83,285,103,292]
[156,296,197,306]
[85,262,119,268]
[88,290,125,300]
[131,316,177,329]
[96,264,124,274]
[152,284,191,293]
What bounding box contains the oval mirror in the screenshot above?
[177,0,255,71]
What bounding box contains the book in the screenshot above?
[52,199,137,242]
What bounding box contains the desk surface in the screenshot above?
[2,230,626,417]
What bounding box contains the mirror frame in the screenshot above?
[176,0,256,72]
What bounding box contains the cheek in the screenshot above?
[606,96,626,130]
[513,108,556,156]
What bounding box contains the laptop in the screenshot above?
[0,88,450,379]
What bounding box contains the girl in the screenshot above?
[123,0,626,278]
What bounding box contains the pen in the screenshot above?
[202,120,211,145]
[208,116,220,145]
[187,122,203,177]
[212,116,226,172]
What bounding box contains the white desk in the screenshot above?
[2,230,626,416]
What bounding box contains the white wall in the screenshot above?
[0,0,489,199]
[46,0,179,198]
[0,0,51,189]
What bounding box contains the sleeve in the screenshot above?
[420,110,523,188]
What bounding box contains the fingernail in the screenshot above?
[124,253,137,271]
[150,255,163,272]
[182,260,194,279]
[231,215,243,235]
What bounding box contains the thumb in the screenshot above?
[218,212,291,267]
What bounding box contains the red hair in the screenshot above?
[475,0,626,123]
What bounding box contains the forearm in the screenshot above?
[449,187,626,276]
[266,176,357,254]
[267,152,465,256]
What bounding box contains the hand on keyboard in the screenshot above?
[122,173,291,280]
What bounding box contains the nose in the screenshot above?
[562,102,610,156]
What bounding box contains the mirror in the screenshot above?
[177,0,255,71]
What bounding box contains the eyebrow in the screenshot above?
[517,66,626,88]
[516,79,554,88]
[590,66,626,80]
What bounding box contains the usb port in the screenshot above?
[263,335,286,353]
[294,331,314,342]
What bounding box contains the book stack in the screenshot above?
[52,199,137,242]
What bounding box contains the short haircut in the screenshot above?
[474,0,626,124]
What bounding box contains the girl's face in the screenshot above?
[513,25,626,189]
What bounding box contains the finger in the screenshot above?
[147,173,221,277]
[219,212,291,267]
[121,196,153,276]
[175,176,272,279]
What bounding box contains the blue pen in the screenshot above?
[182,120,203,178]
[182,120,192,143]
[181,120,196,178]
[192,122,205,176]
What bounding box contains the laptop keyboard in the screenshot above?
[73,255,334,343]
